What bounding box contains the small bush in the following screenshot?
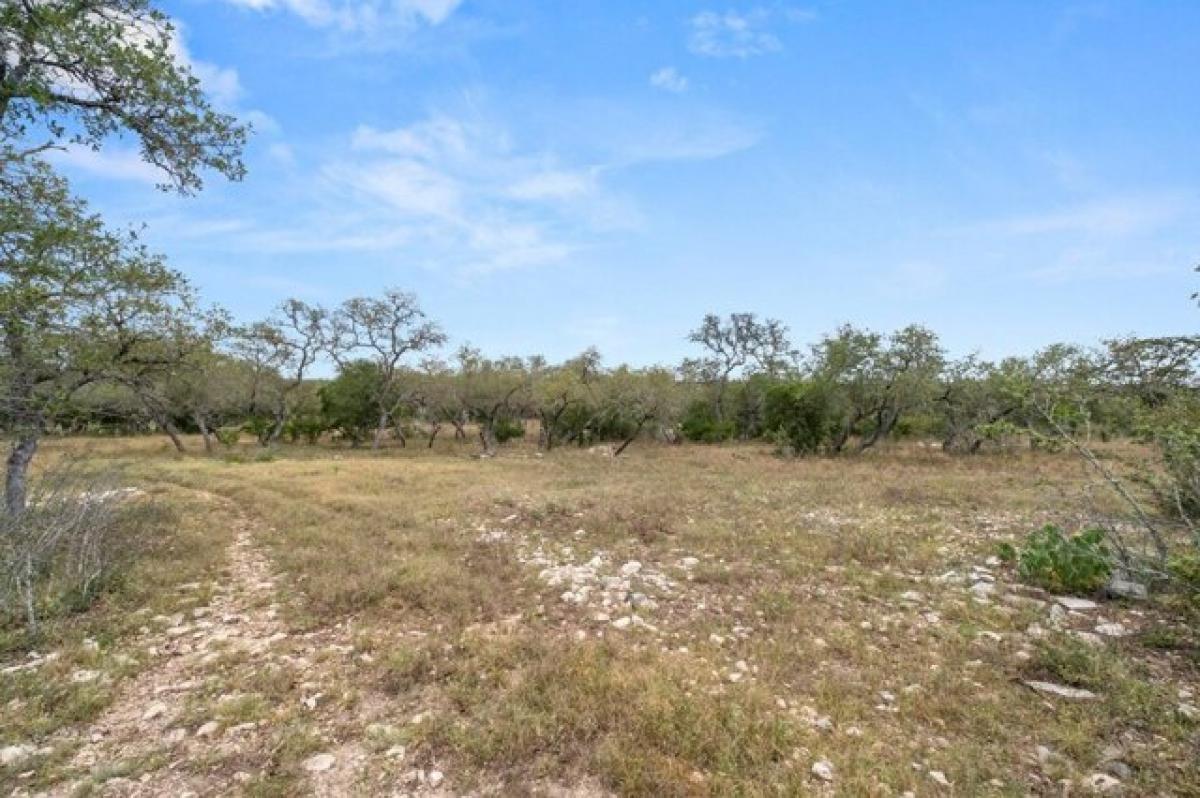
[214,426,242,446]
[286,415,326,444]
[680,400,736,443]
[763,380,836,455]
[493,418,525,443]
[0,465,158,634]
[1016,525,1111,595]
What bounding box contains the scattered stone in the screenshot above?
[1105,576,1148,601]
[303,753,336,773]
[619,561,642,577]
[929,770,951,787]
[142,702,168,721]
[611,616,633,630]
[1095,622,1129,638]
[899,590,923,602]
[1080,772,1122,793]
[1023,680,1098,701]
[195,721,220,738]
[811,760,834,782]
[969,581,996,601]
[1054,596,1098,611]
[428,770,445,788]
[1177,702,1199,721]
[0,745,34,767]
[1103,761,1133,780]
[70,669,100,683]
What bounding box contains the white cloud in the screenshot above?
[49,145,166,185]
[688,9,781,58]
[649,66,688,93]
[969,194,1194,238]
[220,0,462,31]
[507,170,595,201]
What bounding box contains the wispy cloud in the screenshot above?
[178,99,758,278]
[649,66,688,93]
[49,145,166,185]
[219,0,462,31]
[966,193,1194,237]
[689,9,780,58]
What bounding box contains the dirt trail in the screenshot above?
[41,490,368,797]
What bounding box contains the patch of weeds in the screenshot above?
[427,633,802,793]
[752,588,797,622]
[378,640,458,695]
[254,720,324,792]
[215,693,268,724]
[1016,525,1111,595]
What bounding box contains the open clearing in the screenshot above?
[2,437,1198,797]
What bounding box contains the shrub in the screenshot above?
[1016,525,1111,595]
[763,380,836,455]
[215,426,242,446]
[493,418,526,443]
[286,414,327,445]
[680,400,736,443]
[0,465,159,634]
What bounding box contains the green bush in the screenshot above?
[763,380,836,455]
[493,418,526,443]
[1016,525,1111,595]
[286,414,327,445]
[680,400,736,443]
[214,426,242,446]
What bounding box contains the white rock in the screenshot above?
[929,770,951,787]
[1055,596,1098,611]
[680,557,700,568]
[427,770,444,788]
[1023,680,1098,700]
[1080,772,1122,793]
[619,561,643,577]
[70,669,100,683]
[1094,622,1129,637]
[811,760,834,781]
[303,753,336,772]
[1177,702,1199,721]
[0,744,34,767]
[195,721,220,738]
[142,702,168,721]
[611,616,633,630]
[969,581,996,600]
[899,590,923,602]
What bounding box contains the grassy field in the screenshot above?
[2,435,1198,796]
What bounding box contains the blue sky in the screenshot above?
[54,0,1200,366]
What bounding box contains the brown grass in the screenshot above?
[4,434,1197,795]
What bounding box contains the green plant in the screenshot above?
[763,380,836,456]
[1016,525,1111,595]
[492,418,526,443]
[680,400,736,443]
[214,427,242,447]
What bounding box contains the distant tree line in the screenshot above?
[11,285,1198,471]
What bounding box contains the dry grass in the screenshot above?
[3,434,1198,795]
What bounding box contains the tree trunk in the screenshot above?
[194,412,215,454]
[372,410,389,450]
[157,415,186,453]
[479,422,498,456]
[427,423,441,448]
[267,406,287,447]
[614,416,649,457]
[5,434,38,515]
[452,419,467,441]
